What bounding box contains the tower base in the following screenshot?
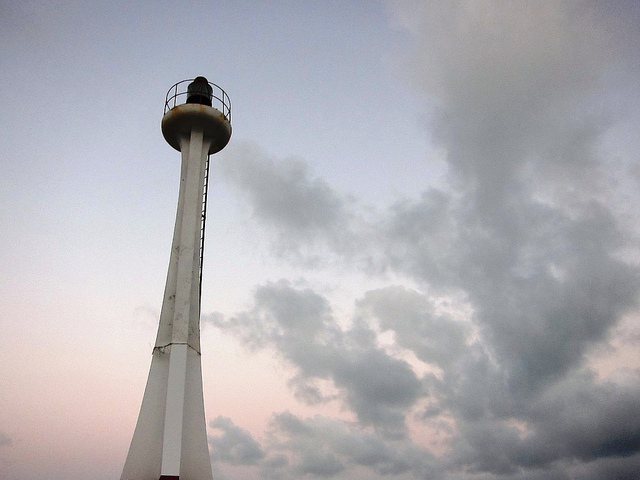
[121,345,213,480]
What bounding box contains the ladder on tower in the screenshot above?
[198,154,210,310]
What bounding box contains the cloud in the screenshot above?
[357,285,469,368]
[205,412,442,480]
[215,280,425,438]
[381,0,640,404]
[215,142,344,233]
[266,412,439,479]
[213,142,362,264]
[259,454,290,480]
[520,373,640,464]
[213,141,386,268]
[209,1,640,478]
[566,453,640,480]
[209,416,265,465]
[384,192,639,396]
[437,371,640,477]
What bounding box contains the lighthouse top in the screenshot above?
[161,76,232,154]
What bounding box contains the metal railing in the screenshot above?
[164,78,231,124]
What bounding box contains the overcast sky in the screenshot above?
[2,1,640,480]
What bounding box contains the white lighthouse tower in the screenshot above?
[121,77,232,480]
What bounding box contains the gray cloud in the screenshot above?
[209,416,265,465]
[259,454,290,480]
[267,412,439,479]
[565,453,640,480]
[520,373,640,464]
[439,371,640,477]
[215,280,425,438]
[210,1,640,478]
[215,142,343,233]
[213,142,361,265]
[385,193,639,396]
[213,141,382,269]
[382,1,640,410]
[357,285,468,368]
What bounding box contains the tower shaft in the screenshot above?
[121,128,214,480]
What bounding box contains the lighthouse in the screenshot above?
[121,77,232,480]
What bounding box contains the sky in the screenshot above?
[1,1,640,479]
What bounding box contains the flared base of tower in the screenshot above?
[121,344,213,480]
[162,103,231,154]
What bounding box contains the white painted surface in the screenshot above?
[161,342,188,476]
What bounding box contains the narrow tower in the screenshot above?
[122,77,232,480]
